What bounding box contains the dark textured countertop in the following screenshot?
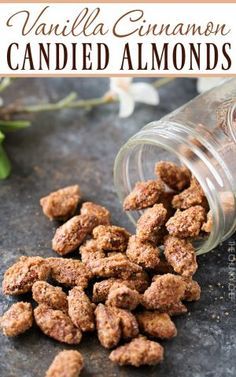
[0,78,235,377]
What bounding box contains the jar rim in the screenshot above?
[227,101,236,143]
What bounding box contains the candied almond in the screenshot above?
[219,191,235,215]
[113,307,139,339]
[202,211,213,233]
[183,278,201,301]
[40,185,80,221]
[0,302,33,337]
[172,178,206,209]
[52,214,98,255]
[48,258,91,288]
[92,279,117,303]
[164,236,198,277]
[126,235,160,269]
[123,180,164,211]
[93,225,130,252]
[45,350,84,377]
[92,272,149,303]
[137,311,177,339]
[136,204,167,243]
[147,288,188,315]
[68,286,95,332]
[155,161,191,191]
[142,273,186,310]
[166,206,206,238]
[95,304,121,349]
[109,336,164,366]
[87,253,142,280]
[2,256,50,296]
[106,285,140,310]
[79,239,105,264]
[34,304,82,344]
[163,301,188,316]
[32,281,68,311]
[81,201,110,226]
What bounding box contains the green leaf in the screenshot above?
[0,143,11,179]
[0,119,31,132]
[0,130,5,143]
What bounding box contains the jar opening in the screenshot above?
[114,123,226,255]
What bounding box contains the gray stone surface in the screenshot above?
[0,78,235,377]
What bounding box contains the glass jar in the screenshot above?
[114,79,236,255]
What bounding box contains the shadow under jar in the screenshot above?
[114,79,236,255]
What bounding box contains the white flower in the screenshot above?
[109,78,159,118]
[197,78,226,94]
[0,97,3,107]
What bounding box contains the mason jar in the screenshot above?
[114,79,236,255]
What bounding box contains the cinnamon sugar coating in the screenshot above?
[95,304,121,349]
[52,214,98,255]
[79,239,105,264]
[155,161,191,191]
[183,278,201,301]
[32,281,68,311]
[92,272,149,303]
[45,350,84,377]
[92,279,116,303]
[164,236,197,277]
[2,256,50,295]
[137,311,177,339]
[202,211,213,233]
[92,225,130,252]
[146,286,187,315]
[68,286,95,332]
[148,276,192,314]
[34,304,82,344]
[126,235,160,269]
[106,285,140,310]
[172,178,207,209]
[143,273,186,310]
[48,258,91,288]
[166,206,206,238]
[40,185,81,221]
[123,180,164,211]
[109,336,164,367]
[87,253,142,280]
[113,307,139,339]
[126,271,150,293]
[0,302,33,337]
[163,302,188,316]
[81,202,110,226]
[136,204,167,243]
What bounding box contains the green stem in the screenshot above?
[21,92,78,113]
[0,119,31,132]
[0,93,115,116]
[67,95,115,110]
[0,78,175,117]
[0,143,11,179]
[153,77,175,89]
